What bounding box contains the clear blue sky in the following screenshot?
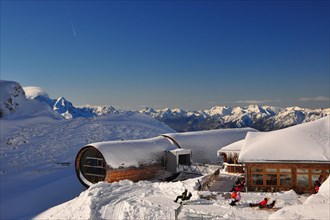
[1,0,329,110]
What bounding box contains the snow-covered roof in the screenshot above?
[87,128,256,167]
[218,139,245,153]
[239,116,330,163]
[90,136,177,168]
[164,128,257,163]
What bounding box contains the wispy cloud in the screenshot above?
[298,96,329,102]
[207,101,218,105]
[234,99,280,104]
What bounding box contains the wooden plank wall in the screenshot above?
[104,165,164,183]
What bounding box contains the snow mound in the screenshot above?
[34,180,188,220]
[269,177,330,220]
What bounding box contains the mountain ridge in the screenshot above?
[140,105,329,131]
[1,80,328,132]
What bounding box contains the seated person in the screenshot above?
[174,189,192,203]
[229,190,241,206]
[249,197,276,209]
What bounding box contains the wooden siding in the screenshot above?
[226,164,244,174]
[245,163,330,194]
[104,165,164,183]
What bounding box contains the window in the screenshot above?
[252,168,262,172]
[266,168,277,172]
[312,175,321,183]
[266,174,277,185]
[80,147,106,184]
[297,169,308,173]
[178,154,191,166]
[252,174,263,185]
[280,168,291,173]
[280,174,291,186]
[297,174,309,187]
[311,169,322,174]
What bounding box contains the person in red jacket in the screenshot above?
[258,198,268,208]
[314,180,321,194]
[249,197,276,209]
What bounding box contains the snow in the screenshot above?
[88,126,257,168]
[164,128,257,163]
[23,86,50,99]
[239,116,330,162]
[34,177,330,220]
[0,83,176,219]
[269,177,330,219]
[91,136,177,168]
[1,80,329,220]
[218,139,245,153]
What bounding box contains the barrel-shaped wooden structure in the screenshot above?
[75,136,178,187]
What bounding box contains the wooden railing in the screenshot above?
[198,168,220,191]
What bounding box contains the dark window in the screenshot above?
[252,174,263,185]
[266,174,277,185]
[178,154,191,166]
[80,148,106,184]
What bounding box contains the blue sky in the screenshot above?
[1,1,329,110]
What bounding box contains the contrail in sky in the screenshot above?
[67,8,77,37]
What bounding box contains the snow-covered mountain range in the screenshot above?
[1,80,329,131]
[140,105,329,131]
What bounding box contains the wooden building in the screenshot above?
[75,136,178,187]
[75,128,256,187]
[239,116,330,194]
[217,139,244,173]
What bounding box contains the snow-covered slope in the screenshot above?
[35,176,330,220]
[0,81,177,219]
[239,116,330,162]
[0,111,176,219]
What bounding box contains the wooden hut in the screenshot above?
[239,116,330,194]
[217,139,245,173]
